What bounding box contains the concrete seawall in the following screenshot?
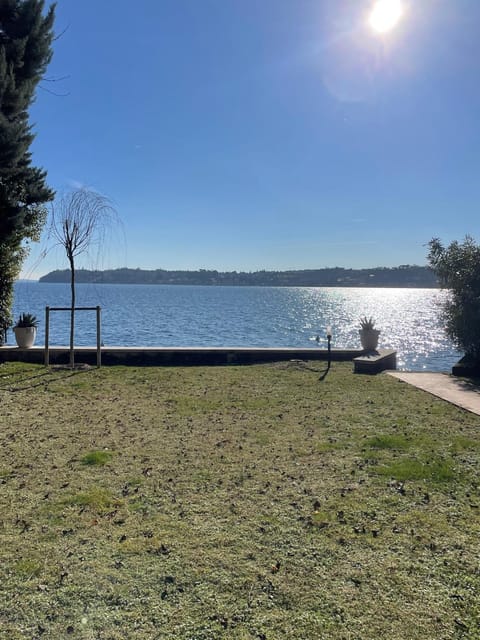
[0,346,363,367]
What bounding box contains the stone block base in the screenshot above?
[354,349,397,374]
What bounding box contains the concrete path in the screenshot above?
[387,371,480,416]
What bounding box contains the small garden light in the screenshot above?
[320,325,333,381]
[326,326,332,368]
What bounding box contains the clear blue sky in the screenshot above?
[25,0,480,277]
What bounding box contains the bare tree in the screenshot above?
[49,188,117,367]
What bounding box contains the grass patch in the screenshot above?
[374,457,456,482]
[80,449,113,466]
[0,361,479,639]
[450,435,480,451]
[62,486,120,512]
[364,434,410,450]
[14,559,42,578]
[316,440,343,452]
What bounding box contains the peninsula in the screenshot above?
[39,265,438,288]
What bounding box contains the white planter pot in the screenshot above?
[13,326,37,348]
[359,328,380,352]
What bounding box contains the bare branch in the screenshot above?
[41,75,71,83]
[52,24,70,42]
[47,187,119,367]
[38,84,70,97]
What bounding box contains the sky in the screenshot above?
[23,0,480,278]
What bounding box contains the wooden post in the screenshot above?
[96,306,101,368]
[44,306,50,366]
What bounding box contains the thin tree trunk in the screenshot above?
[69,254,75,368]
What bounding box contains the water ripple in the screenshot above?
[12,283,460,371]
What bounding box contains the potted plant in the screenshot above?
[359,316,380,352]
[13,313,39,348]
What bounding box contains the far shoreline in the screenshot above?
[26,281,440,289]
[35,265,438,288]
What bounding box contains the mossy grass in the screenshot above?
[0,361,479,639]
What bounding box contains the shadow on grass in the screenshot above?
[0,365,93,392]
[318,362,331,381]
[284,359,332,380]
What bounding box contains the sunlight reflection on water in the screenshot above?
[12,283,459,372]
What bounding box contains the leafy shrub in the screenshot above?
[428,236,480,362]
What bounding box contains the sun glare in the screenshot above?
[369,0,404,34]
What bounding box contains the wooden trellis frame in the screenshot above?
[44,306,102,367]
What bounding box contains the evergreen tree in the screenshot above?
[0,0,55,343]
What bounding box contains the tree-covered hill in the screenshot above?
[39,265,438,287]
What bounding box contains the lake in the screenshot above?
[11,281,459,372]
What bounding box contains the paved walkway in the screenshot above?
[387,371,480,416]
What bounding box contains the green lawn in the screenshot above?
[0,361,479,639]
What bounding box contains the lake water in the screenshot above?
[11,281,459,372]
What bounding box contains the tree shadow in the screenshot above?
[0,365,93,392]
[0,366,50,389]
[451,376,480,394]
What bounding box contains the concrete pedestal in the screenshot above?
[353,349,397,374]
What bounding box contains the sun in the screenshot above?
[368,0,404,34]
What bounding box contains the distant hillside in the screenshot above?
[39,266,438,288]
